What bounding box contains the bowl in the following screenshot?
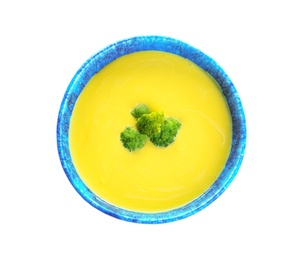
[57,36,246,224]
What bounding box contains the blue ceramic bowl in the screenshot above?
[57,36,246,224]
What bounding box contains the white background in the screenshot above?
[1,1,305,259]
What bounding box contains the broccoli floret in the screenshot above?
[136,112,164,137]
[120,127,147,152]
[131,104,150,119]
[120,104,182,152]
[150,117,181,147]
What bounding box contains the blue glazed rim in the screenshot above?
[57,36,246,224]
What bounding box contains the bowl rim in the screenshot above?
[57,35,247,224]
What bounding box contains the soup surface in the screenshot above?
[69,51,232,212]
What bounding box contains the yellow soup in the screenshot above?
[69,51,232,213]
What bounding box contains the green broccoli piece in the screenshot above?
[120,104,182,152]
[136,112,164,137]
[150,117,181,147]
[131,104,150,119]
[120,127,147,152]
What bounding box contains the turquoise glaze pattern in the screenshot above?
[57,36,247,224]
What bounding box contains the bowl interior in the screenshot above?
[57,36,246,224]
